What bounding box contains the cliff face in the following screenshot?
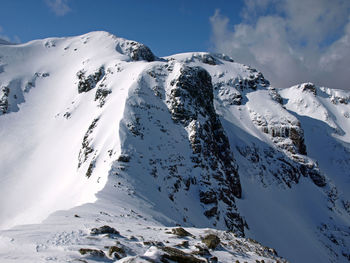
[0,32,349,262]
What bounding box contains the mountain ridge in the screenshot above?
[0,31,349,262]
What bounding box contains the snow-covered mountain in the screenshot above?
[0,31,349,262]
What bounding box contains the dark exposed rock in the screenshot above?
[127,115,144,138]
[160,246,205,263]
[337,97,348,104]
[90,225,120,235]
[318,222,350,261]
[168,66,213,124]
[231,93,243,105]
[85,161,95,178]
[234,72,270,91]
[331,94,349,105]
[289,127,307,155]
[215,82,243,105]
[108,245,126,259]
[25,81,35,92]
[201,234,220,249]
[172,227,193,237]
[300,82,316,95]
[200,54,217,65]
[255,72,270,87]
[199,191,217,205]
[143,241,165,247]
[300,164,326,187]
[78,118,99,169]
[204,207,218,218]
[343,200,350,214]
[117,40,155,62]
[79,248,106,258]
[118,154,131,163]
[192,246,211,257]
[225,212,247,234]
[130,45,154,62]
[268,87,283,104]
[259,123,307,155]
[238,143,325,189]
[277,158,300,187]
[213,53,234,62]
[177,241,189,248]
[167,65,243,234]
[77,67,105,93]
[209,256,218,263]
[215,71,271,108]
[184,53,224,66]
[63,112,71,119]
[168,66,241,196]
[190,53,219,65]
[343,252,350,261]
[0,86,9,114]
[95,87,111,107]
[0,73,51,115]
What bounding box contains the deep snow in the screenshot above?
[0,32,349,262]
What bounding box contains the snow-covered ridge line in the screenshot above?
[0,31,349,262]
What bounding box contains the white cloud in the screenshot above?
[210,0,350,90]
[45,0,71,16]
[241,0,276,21]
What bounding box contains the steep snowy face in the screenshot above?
[167,53,350,262]
[0,31,156,229]
[170,53,326,189]
[0,32,349,262]
[0,32,246,234]
[280,82,350,200]
[277,83,350,262]
[114,61,245,235]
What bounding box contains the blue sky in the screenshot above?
[1,0,349,90]
[0,0,244,56]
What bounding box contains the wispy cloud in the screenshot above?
[0,25,13,44]
[0,25,21,44]
[45,0,71,16]
[210,0,350,90]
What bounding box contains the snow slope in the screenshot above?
[0,32,146,229]
[0,32,349,262]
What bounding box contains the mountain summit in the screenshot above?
[0,31,349,262]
